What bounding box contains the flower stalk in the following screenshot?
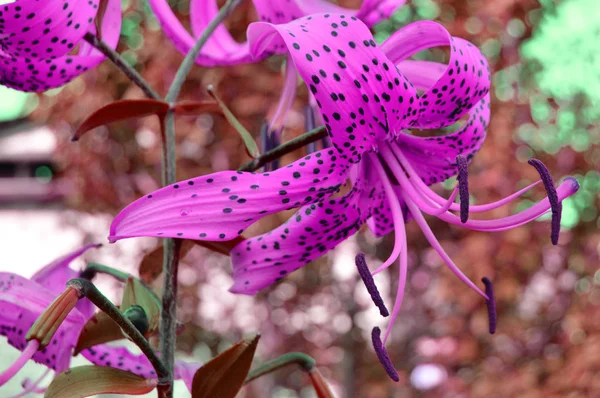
[158,1,242,397]
[65,278,169,383]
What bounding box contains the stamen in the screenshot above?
[528,158,562,245]
[456,155,469,223]
[355,253,389,317]
[370,154,409,344]
[371,327,400,382]
[79,267,97,281]
[482,277,497,334]
[304,105,317,153]
[0,340,39,386]
[400,191,488,300]
[392,143,543,213]
[269,54,298,132]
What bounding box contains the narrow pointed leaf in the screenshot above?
[45,366,157,398]
[172,100,222,115]
[207,85,260,158]
[74,310,125,355]
[121,277,161,333]
[192,334,260,398]
[73,99,170,141]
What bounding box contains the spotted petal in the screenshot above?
[381,21,490,129]
[230,159,385,294]
[0,273,86,372]
[30,243,101,318]
[248,13,418,164]
[292,0,405,27]
[394,60,490,185]
[81,345,201,391]
[109,149,348,242]
[0,0,122,92]
[148,0,295,67]
[0,0,99,58]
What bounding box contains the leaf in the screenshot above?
[74,310,125,355]
[121,277,161,333]
[139,240,196,284]
[45,366,157,398]
[172,100,222,116]
[139,236,246,284]
[207,85,260,158]
[73,99,169,141]
[192,334,260,398]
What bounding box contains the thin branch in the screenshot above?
[157,2,242,397]
[238,126,327,172]
[83,33,161,100]
[66,278,169,383]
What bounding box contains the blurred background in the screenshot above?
[0,0,598,396]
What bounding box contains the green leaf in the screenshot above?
[192,334,260,398]
[74,310,125,355]
[207,84,260,158]
[45,366,157,398]
[121,277,161,333]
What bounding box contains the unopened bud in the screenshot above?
[26,286,82,348]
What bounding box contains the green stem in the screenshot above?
[83,32,161,100]
[66,278,168,383]
[244,352,316,384]
[238,126,327,172]
[84,262,129,282]
[157,3,242,397]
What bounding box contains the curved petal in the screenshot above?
[109,148,348,242]
[81,345,201,391]
[394,60,490,185]
[0,0,99,58]
[30,243,101,318]
[381,21,490,129]
[148,0,297,66]
[248,14,418,163]
[230,159,386,294]
[294,0,405,27]
[0,273,86,372]
[0,0,122,92]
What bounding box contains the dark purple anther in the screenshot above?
[456,155,469,223]
[371,327,400,382]
[482,277,496,334]
[528,158,561,245]
[355,253,389,317]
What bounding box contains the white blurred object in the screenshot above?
[410,363,447,390]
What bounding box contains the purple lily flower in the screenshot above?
[0,244,200,394]
[108,14,579,378]
[0,0,122,92]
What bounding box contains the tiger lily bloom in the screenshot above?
[0,244,200,394]
[0,0,122,92]
[108,15,579,379]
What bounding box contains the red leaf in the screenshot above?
[73,99,169,141]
